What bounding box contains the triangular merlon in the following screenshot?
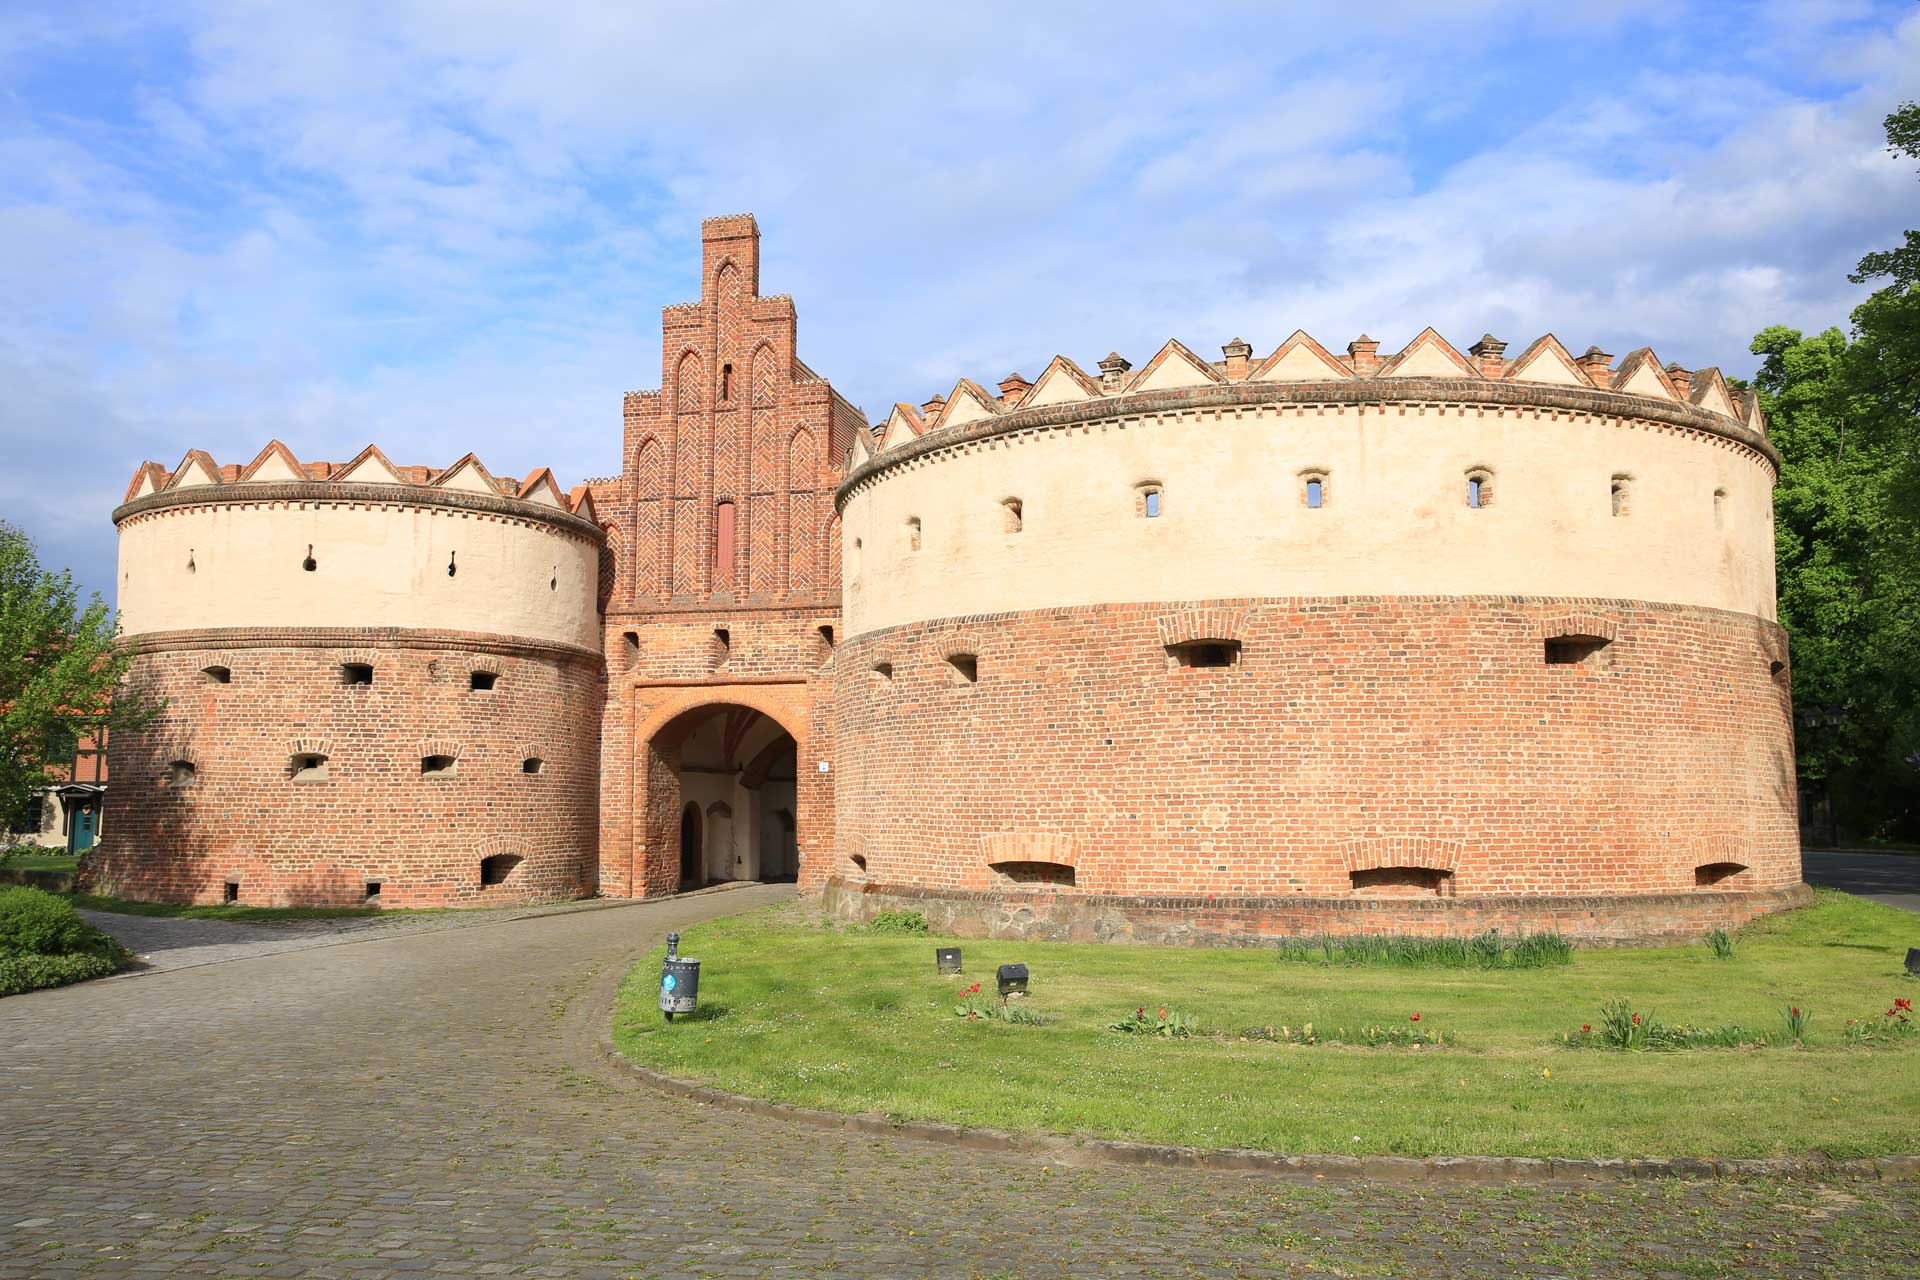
[568,487,600,523]
[1023,355,1103,406]
[331,444,404,486]
[433,452,499,494]
[932,379,1002,430]
[1502,334,1591,388]
[518,468,566,508]
[846,430,873,469]
[166,449,224,490]
[1130,339,1226,392]
[1250,330,1353,382]
[123,462,169,503]
[1610,348,1681,401]
[1375,327,1479,379]
[239,440,304,483]
[1686,366,1737,419]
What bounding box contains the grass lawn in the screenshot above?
[4,850,80,872]
[612,889,1920,1160]
[61,892,397,922]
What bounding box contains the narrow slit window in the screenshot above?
[1713,488,1727,528]
[224,882,240,904]
[1466,473,1491,509]
[303,544,317,572]
[906,516,922,552]
[713,628,731,666]
[622,631,640,670]
[447,551,457,578]
[1306,478,1323,508]
[1144,490,1161,517]
[1611,474,1631,517]
[1002,498,1023,532]
[720,363,733,401]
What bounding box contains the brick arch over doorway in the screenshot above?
[603,683,825,898]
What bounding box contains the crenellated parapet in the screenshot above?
[116,440,602,526]
[848,329,1767,477]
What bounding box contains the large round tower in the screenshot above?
[827,330,1805,944]
[97,442,606,907]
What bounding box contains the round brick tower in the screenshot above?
[97,442,606,908]
[827,331,1806,944]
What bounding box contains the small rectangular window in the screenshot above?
[1544,635,1610,665]
[1167,640,1240,669]
[469,671,497,691]
[341,663,373,686]
[1306,478,1323,509]
[1145,491,1161,517]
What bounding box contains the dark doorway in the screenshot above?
[679,802,702,889]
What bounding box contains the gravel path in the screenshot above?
[4,884,1916,1278]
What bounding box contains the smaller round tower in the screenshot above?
[98,441,607,907]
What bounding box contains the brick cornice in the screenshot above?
[834,378,1780,509]
[122,626,603,665]
[113,482,607,544]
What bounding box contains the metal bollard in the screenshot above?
[660,930,701,1021]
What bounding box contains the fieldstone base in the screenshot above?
[822,878,1816,947]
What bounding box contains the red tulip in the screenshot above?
[1582,1024,1591,1033]
[1409,1013,1420,1022]
[1631,1013,1641,1026]
[1158,1008,1167,1019]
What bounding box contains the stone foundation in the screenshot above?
[822,877,1815,947]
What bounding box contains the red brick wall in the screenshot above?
[831,595,1801,922]
[94,632,601,907]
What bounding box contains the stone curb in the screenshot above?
[597,1040,1920,1186]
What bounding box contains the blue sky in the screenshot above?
[3,0,1917,603]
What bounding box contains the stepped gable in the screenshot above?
[121,445,586,510]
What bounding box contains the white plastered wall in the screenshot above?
[841,404,1777,637]
[116,500,601,651]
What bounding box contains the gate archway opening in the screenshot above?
[652,703,799,890]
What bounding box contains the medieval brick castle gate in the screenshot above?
[96,215,1806,943]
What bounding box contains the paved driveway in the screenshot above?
[1803,851,1920,912]
[3,888,1916,1279]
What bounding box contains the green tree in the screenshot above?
[0,521,161,839]
[1758,99,1920,840]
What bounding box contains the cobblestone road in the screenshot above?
[4,886,1917,1279]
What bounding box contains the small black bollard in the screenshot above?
[936,946,962,975]
[1907,947,1920,976]
[660,930,701,1021]
[997,963,1029,997]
